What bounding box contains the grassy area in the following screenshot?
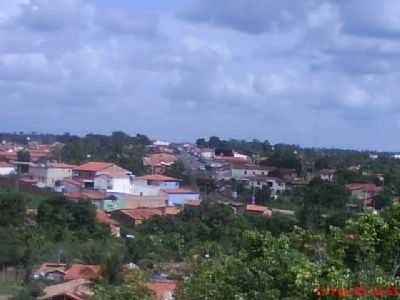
[0,280,21,295]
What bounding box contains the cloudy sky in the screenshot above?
[1,0,400,150]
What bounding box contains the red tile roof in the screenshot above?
[143,153,177,167]
[120,208,163,222]
[346,183,383,193]
[64,264,101,281]
[185,200,202,207]
[82,191,109,201]
[47,163,78,169]
[246,204,272,215]
[73,162,114,172]
[163,207,181,216]
[64,178,83,186]
[146,280,177,300]
[162,188,198,194]
[39,278,92,300]
[136,174,181,182]
[96,211,119,226]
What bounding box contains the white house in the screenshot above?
[0,162,15,176]
[231,164,275,179]
[94,172,134,194]
[233,152,249,160]
[240,176,286,198]
[131,175,181,196]
[29,163,76,188]
[319,169,336,182]
[200,148,214,160]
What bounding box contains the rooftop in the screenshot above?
[73,162,114,172]
[136,174,181,182]
[120,208,164,221]
[162,188,198,194]
[145,280,177,300]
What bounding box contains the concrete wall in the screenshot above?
[94,175,133,194]
[30,166,73,187]
[0,167,15,176]
[166,193,200,206]
[232,168,270,179]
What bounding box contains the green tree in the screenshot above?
[92,271,155,300]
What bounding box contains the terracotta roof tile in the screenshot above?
[136,174,181,182]
[64,264,101,281]
[73,162,114,172]
[120,208,163,221]
[146,280,177,300]
[96,211,119,225]
[184,200,202,207]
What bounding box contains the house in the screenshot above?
[117,194,168,209]
[231,164,275,179]
[96,210,120,238]
[199,148,214,160]
[64,191,120,212]
[0,162,15,176]
[34,263,68,282]
[319,169,336,182]
[240,176,286,198]
[63,178,84,193]
[111,208,164,226]
[233,152,249,161]
[34,263,101,283]
[63,264,101,281]
[146,280,177,300]
[162,188,200,206]
[29,163,76,188]
[245,204,272,217]
[38,278,92,300]
[94,171,134,194]
[143,153,178,174]
[73,162,129,189]
[346,183,383,207]
[132,175,181,196]
[214,156,250,165]
[184,200,202,207]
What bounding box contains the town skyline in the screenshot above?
[2,1,400,150]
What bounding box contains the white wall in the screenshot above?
[232,168,270,179]
[94,175,133,194]
[0,167,15,176]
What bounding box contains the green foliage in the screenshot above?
[261,147,302,175]
[165,160,189,183]
[196,137,272,156]
[16,150,31,162]
[61,131,150,174]
[92,271,155,300]
[0,191,28,227]
[297,178,349,230]
[9,281,44,300]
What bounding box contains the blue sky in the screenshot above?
[0,0,400,150]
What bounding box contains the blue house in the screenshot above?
[162,188,200,206]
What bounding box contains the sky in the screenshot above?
[1,0,400,150]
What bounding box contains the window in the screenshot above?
[261,171,265,175]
